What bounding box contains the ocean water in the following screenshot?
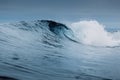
[0,20,120,80]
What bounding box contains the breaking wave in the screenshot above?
[0,20,120,48]
[70,20,120,47]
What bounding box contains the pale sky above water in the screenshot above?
[0,0,120,27]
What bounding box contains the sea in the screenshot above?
[0,20,120,80]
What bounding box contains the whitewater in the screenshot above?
[0,20,120,80]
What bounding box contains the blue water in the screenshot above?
[0,20,120,80]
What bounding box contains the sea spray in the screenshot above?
[71,20,120,47]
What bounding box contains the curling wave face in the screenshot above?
[0,20,76,48]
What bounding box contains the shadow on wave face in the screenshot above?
[0,76,18,80]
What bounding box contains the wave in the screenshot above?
[0,20,76,48]
[0,20,118,80]
[0,20,120,48]
[70,20,120,47]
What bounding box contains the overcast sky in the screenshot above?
[0,0,120,27]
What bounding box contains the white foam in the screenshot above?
[71,20,120,47]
